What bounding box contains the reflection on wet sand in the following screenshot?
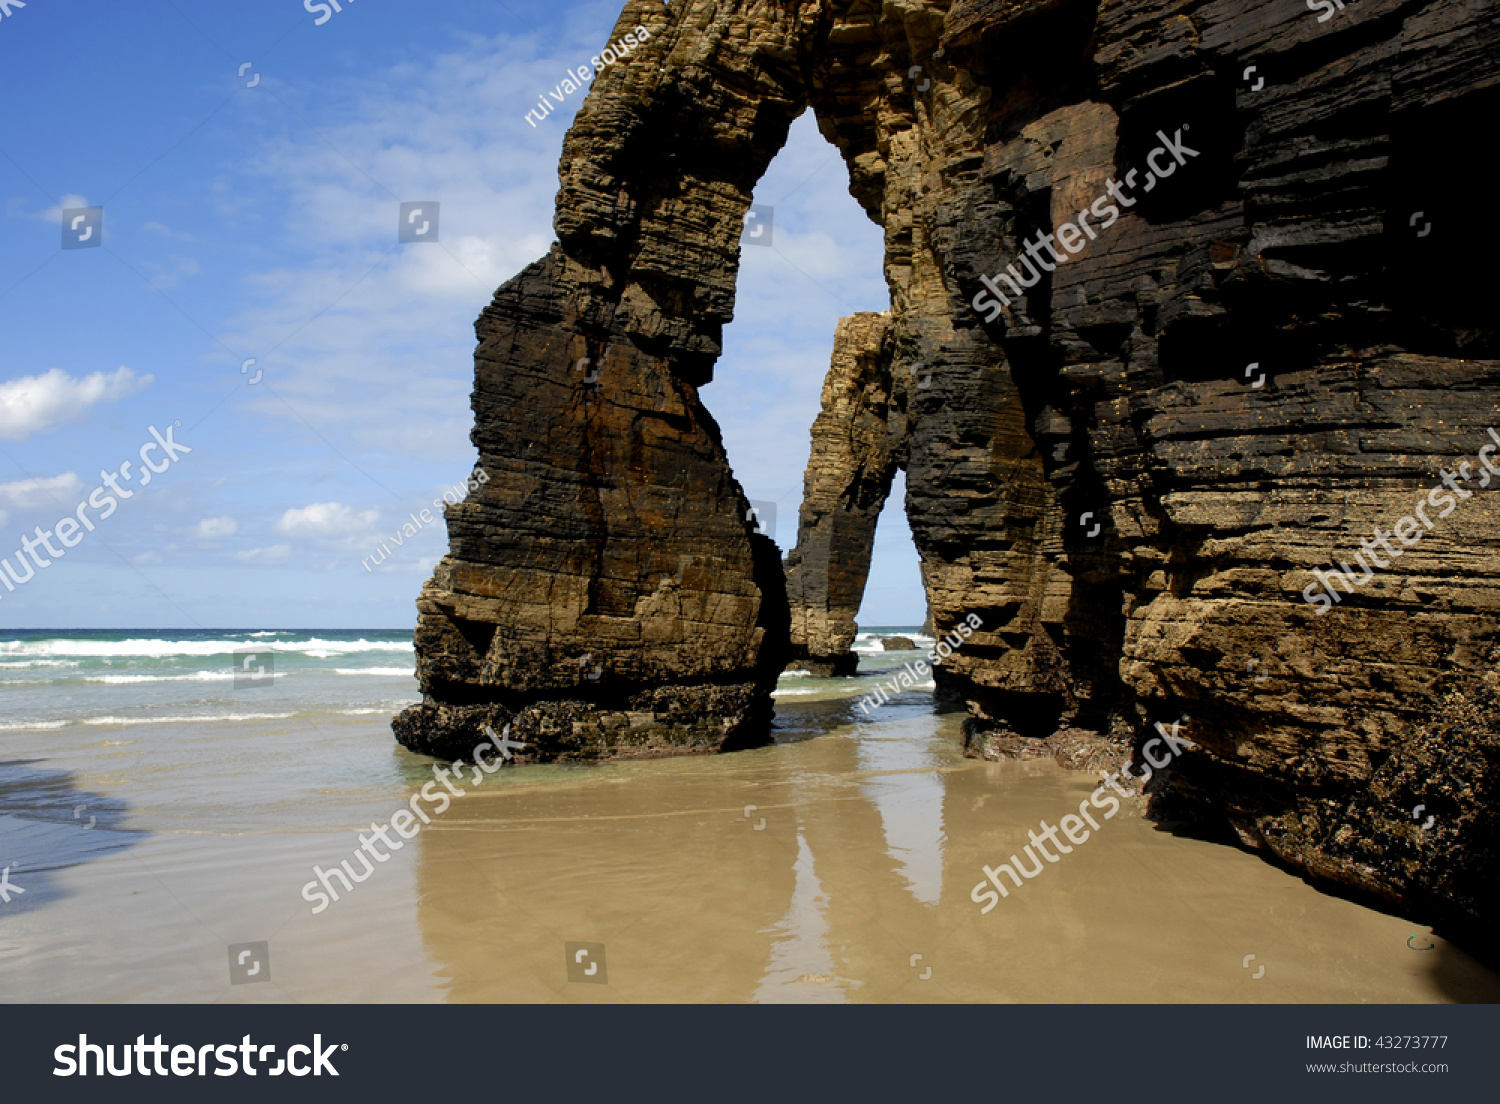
[753,831,846,1003]
[414,742,806,1002]
[3,698,1497,1003]
[412,701,1500,1003]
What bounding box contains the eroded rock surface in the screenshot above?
[907,0,1500,948]
[394,3,808,761]
[400,0,1499,946]
[783,312,906,675]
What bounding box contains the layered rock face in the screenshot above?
[912,0,1500,946]
[400,0,1498,943]
[393,3,807,761]
[783,312,906,675]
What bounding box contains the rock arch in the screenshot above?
[396,0,1500,946]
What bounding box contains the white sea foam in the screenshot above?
[781,669,813,678]
[85,671,238,684]
[0,637,412,659]
[855,678,937,696]
[81,712,298,726]
[852,631,935,654]
[0,720,71,730]
[332,667,415,677]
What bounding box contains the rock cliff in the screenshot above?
[398,0,1499,947]
[783,312,905,676]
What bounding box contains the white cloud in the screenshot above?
[0,472,85,510]
[133,551,163,565]
[196,517,238,539]
[36,194,92,224]
[236,544,292,564]
[0,367,152,441]
[0,473,86,525]
[272,502,379,539]
[215,31,571,463]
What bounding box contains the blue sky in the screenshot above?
[0,0,924,629]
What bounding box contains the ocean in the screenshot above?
[0,626,937,731]
[0,630,936,732]
[0,630,419,732]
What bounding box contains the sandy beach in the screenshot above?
[4,678,1494,1004]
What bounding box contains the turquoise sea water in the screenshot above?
[0,630,418,731]
[0,626,936,734]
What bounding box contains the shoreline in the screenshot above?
[3,704,1495,1003]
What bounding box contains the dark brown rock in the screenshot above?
[783,312,906,678]
[392,0,809,761]
[966,723,1134,776]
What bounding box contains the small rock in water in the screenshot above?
[880,636,917,651]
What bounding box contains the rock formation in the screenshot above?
[392,2,806,762]
[399,0,1499,948]
[783,312,906,675]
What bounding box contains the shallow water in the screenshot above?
[1,630,1495,1003]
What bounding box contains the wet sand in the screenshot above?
[2,699,1496,1003]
